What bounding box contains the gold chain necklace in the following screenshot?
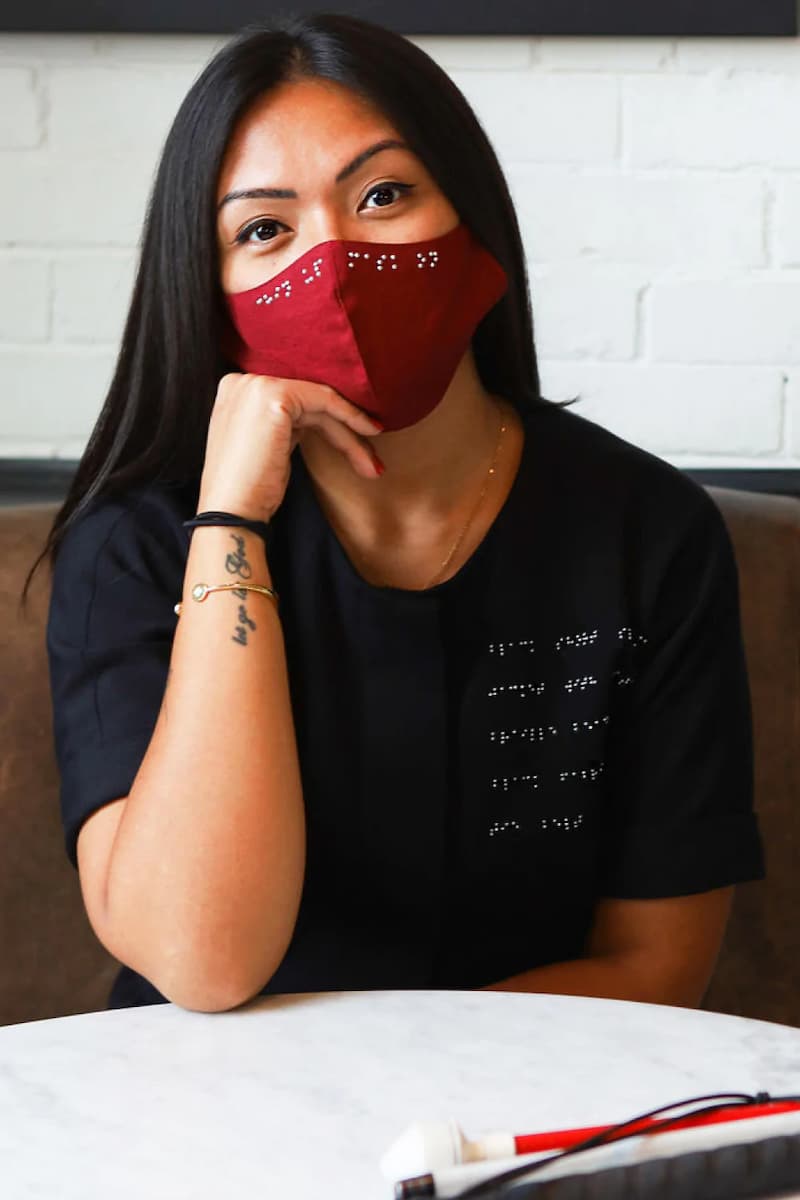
[422,413,507,590]
[327,408,509,591]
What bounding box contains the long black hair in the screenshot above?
[20,9,572,611]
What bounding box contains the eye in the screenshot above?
[361,181,416,209]
[234,218,286,246]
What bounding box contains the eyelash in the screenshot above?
[233,181,416,245]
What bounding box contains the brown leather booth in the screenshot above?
[0,488,797,1027]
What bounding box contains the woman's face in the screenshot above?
[216,76,460,294]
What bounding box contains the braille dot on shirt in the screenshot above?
[489,818,521,838]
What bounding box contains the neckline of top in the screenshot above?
[291,399,551,601]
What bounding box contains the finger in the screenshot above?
[307,410,383,479]
[294,382,384,438]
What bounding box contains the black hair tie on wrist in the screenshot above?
[182,510,272,542]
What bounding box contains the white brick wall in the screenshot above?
[776,179,800,266]
[52,254,137,343]
[652,279,800,365]
[0,31,798,469]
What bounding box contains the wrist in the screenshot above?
[185,509,272,542]
[196,496,275,524]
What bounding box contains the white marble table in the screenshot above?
[1,989,800,1199]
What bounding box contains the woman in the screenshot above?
[29,12,763,1013]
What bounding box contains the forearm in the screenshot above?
[104,526,305,1011]
[479,955,704,1007]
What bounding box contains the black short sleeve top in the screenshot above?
[45,401,765,1008]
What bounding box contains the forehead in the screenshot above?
[217,78,403,195]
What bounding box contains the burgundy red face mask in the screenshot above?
[221,221,509,432]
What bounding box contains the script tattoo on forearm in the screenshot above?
[226,532,257,647]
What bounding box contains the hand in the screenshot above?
[197,372,384,523]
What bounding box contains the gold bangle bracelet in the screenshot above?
[173,581,280,617]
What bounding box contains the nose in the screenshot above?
[301,207,383,251]
[302,211,351,250]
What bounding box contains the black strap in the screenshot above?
[182,510,271,542]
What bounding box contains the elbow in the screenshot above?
[160,976,258,1014]
[103,876,303,1014]
[153,935,292,1015]
[156,961,270,1014]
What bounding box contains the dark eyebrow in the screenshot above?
[217,138,411,212]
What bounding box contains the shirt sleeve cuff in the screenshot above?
[60,731,155,870]
[597,809,766,899]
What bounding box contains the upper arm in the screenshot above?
[598,487,764,901]
[76,797,128,953]
[46,493,182,871]
[586,887,734,1007]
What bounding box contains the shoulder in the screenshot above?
[530,399,724,540]
[54,480,195,580]
[48,480,195,645]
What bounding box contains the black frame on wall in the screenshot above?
[2,1,798,36]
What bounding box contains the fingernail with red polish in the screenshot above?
[373,453,385,476]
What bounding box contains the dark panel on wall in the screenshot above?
[1,460,798,508]
[0,461,79,507]
[1,1,798,37]
[687,469,800,498]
